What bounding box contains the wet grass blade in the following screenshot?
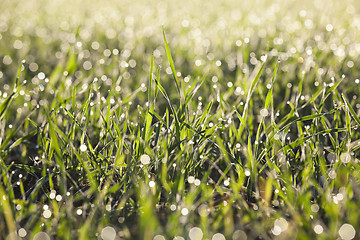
[281,128,347,152]
[342,93,360,126]
[238,63,265,136]
[264,60,278,109]
[163,28,182,101]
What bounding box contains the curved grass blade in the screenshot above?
[342,93,360,126]
[280,128,347,152]
[238,63,265,136]
[162,28,182,101]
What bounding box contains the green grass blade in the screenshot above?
[162,28,182,100]
[264,60,278,109]
[342,93,360,126]
[238,63,265,136]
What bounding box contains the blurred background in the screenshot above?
[1,0,360,81]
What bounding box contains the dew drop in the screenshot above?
[18,228,27,237]
[338,224,356,240]
[314,224,323,234]
[140,154,150,165]
[101,226,116,240]
[33,232,50,240]
[80,144,87,152]
[212,233,226,240]
[189,227,203,240]
[181,208,189,216]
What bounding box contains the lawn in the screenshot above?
[1,0,360,239]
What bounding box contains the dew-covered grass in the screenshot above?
[1,0,360,239]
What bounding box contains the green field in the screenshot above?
[1,0,360,239]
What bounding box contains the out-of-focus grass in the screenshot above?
[1,0,360,239]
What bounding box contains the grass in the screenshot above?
[1,0,360,239]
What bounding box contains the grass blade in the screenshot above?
[162,28,182,101]
[342,93,360,126]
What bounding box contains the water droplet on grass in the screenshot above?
[274,218,288,232]
[170,204,177,211]
[311,204,319,213]
[140,154,150,165]
[33,232,50,240]
[338,224,356,240]
[272,225,282,236]
[232,230,247,240]
[194,179,201,186]
[76,209,83,215]
[174,236,185,240]
[188,176,195,184]
[181,208,189,216]
[153,235,166,240]
[80,144,87,152]
[101,226,116,240]
[198,204,209,217]
[49,192,55,199]
[212,233,226,240]
[38,72,45,80]
[260,108,269,117]
[340,152,351,163]
[56,195,62,201]
[149,181,155,188]
[18,228,27,237]
[189,227,203,240]
[43,209,52,218]
[314,224,323,234]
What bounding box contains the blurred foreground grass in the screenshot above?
[1,0,360,239]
